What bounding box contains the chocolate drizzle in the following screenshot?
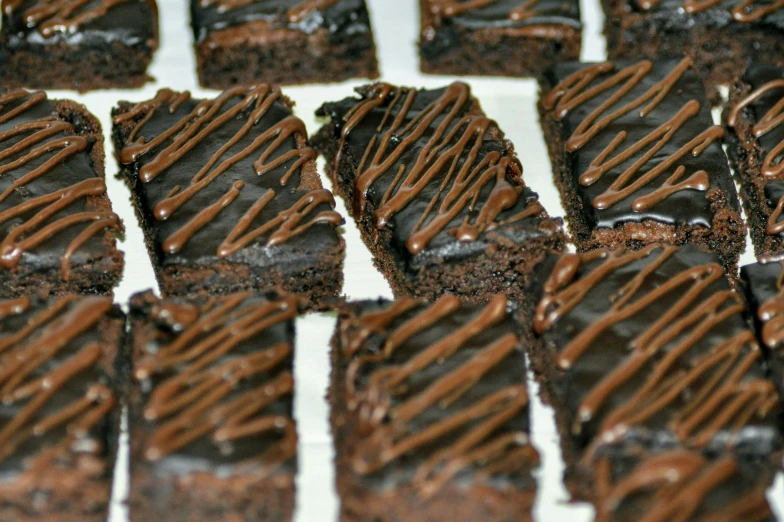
[133,293,298,474]
[542,58,725,214]
[0,295,116,469]
[740,259,784,352]
[329,81,545,255]
[338,295,538,496]
[639,0,784,21]
[199,0,337,22]
[429,0,542,20]
[0,89,122,280]
[114,86,342,260]
[728,79,784,179]
[534,245,781,455]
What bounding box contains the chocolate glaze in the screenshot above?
[191,0,372,45]
[129,291,298,478]
[335,295,539,494]
[317,81,556,264]
[593,449,776,522]
[2,0,158,48]
[635,0,784,25]
[113,86,342,270]
[0,89,122,281]
[534,244,782,458]
[741,259,784,363]
[0,294,121,483]
[541,58,739,230]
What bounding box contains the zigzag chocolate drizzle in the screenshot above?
[135,294,297,475]
[340,294,538,497]
[335,82,544,255]
[0,89,122,280]
[639,0,784,21]
[0,296,116,466]
[428,0,541,20]
[534,245,780,454]
[198,0,337,22]
[114,86,342,257]
[541,58,723,212]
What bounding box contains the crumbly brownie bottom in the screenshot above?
[421,31,581,78]
[0,258,123,298]
[538,105,744,275]
[196,29,378,89]
[0,40,153,92]
[129,471,294,522]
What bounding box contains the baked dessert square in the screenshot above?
[0,88,124,298]
[602,0,784,92]
[112,86,344,306]
[314,81,565,308]
[331,295,539,522]
[539,58,745,274]
[128,290,299,522]
[0,0,158,91]
[420,0,582,78]
[726,64,784,257]
[192,0,379,89]
[0,294,124,522]
[531,244,783,499]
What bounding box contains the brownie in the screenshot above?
[0,0,158,92]
[314,81,565,309]
[330,295,540,522]
[592,448,777,522]
[0,294,125,522]
[740,259,784,374]
[530,243,784,500]
[419,0,581,78]
[726,64,784,257]
[602,0,784,93]
[112,86,345,306]
[539,58,745,274]
[192,0,379,89]
[0,88,124,298]
[127,290,299,522]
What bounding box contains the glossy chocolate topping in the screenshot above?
[638,0,784,22]
[0,89,122,280]
[593,450,775,522]
[534,244,782,457]
[113,86,342,268]
[191,0,372,44]
[423,0,580,31]
[130,291,298,477]
[317,81,550,258]
[336,295,539,494]
[0,295,119,481]
[3,0,158,48]
[741,259,784,353]
[542,59,738,229]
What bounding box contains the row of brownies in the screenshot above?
[0,60,784,521]
[1,0,782,92]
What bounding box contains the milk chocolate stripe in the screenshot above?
[639,0,784,21]
[135,294,297,474]
[342,295,536,496]
[336,82,541,255]
[0,89,122,280]
[534,246,780,453]
[0,296,115,463]
[115,86,341,255]
[753,261,784,349]
[542,59,723,211]
[428,0,543,20]
[198,0,338,22]
[594,451,772,522]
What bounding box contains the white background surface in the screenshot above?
[42,0,784,519]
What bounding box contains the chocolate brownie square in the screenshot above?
[0,0,158,91]
[420,0,582,78]
[127,290,299,522]
[112,86,344,306]
[192,0,379,89]
[0,294,124,522]
[539,58,745,274]
[331,294,539,522]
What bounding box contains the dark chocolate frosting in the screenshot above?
[316,81,557,266]
[129,291,297,478]
[0,295,120,482]
[631,0,784,28]
[113,86,343,270]
[191,0,372,45]
[336,295,539,493]
[2,0,158,48]
[542,58,740,230]
[534,244,783,458]
[741,259,784,358]
[0,89,122,280]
